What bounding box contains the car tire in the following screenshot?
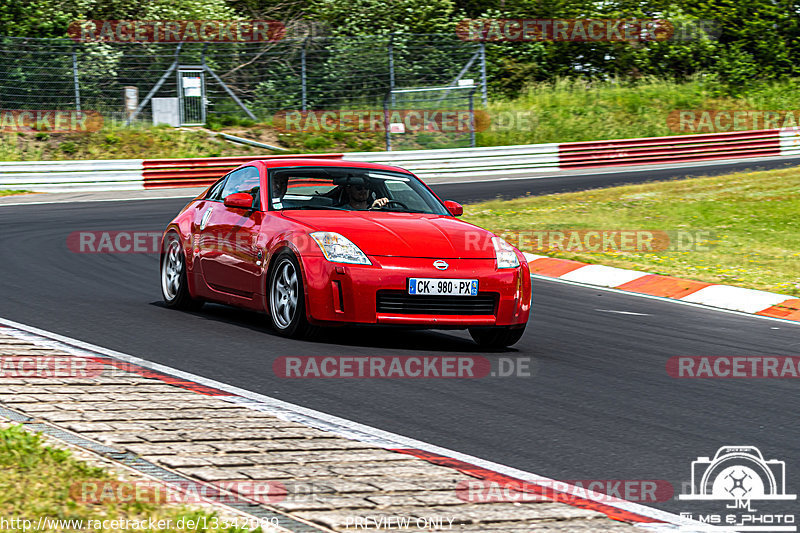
[161,232,203,311]
[469,325,526,348]
[268,251,317,338]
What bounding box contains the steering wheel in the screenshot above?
[373,199,410,211]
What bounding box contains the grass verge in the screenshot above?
[0,190,29,197]
[0,424,256,532]
[462,167,800,296]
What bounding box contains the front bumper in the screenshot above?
[299,254,531,327]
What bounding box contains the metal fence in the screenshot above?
[0,34,487,128]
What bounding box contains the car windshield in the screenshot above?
[269,167,449,215]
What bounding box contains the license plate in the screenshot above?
[408,278,478,296]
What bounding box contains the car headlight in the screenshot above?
[310,232,371,265]
[492,236,520,268]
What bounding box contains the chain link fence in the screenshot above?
[0,34,486,139]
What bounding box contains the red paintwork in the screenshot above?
[443,200,464,216]
[161,159,531,328]
[223,192,254,209]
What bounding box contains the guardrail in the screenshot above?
[3,128,800,192]
[143,154,343,189]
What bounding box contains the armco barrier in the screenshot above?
[3,128,800,192]
[559,129,785,168]
[342,144,560,179]
[142,154,343,189]
[0,159,145,192]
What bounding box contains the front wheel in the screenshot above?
[469,325,526,348]
[268,252,316,338]
[161,232,203,310]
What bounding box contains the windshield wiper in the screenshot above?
[284,205,348,211]
[376,208,427,214]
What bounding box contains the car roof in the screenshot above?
[257,158,412,174]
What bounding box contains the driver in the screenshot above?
[341,179,389,210]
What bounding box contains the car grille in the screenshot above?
[376,290,497,315]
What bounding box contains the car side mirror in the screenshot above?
[224,192,254,210]
[444,200,463,217]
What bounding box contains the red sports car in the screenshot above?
[160,159,531,347]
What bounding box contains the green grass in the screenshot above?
[0,124,269,162]
[477,76,800,146]
[462,167,800,296]
[0,190,29,196]
[0,424,257,532]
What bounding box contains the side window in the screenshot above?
[220,166,262,209]
[205,176,228,201]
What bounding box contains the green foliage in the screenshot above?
[302,135,334,150]
[3,0,800,113]
[59,141,78,153]
[308,0,456,35]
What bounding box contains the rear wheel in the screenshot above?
[161,232,203,310]
[469,325,526,348]
[268,252,316,338]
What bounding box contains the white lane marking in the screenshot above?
[681,284,791,314]
[532,274,800,327]
[596,309,652,316]
[0,195,197,207]
[560,264,649,287]
[0,316,710,532]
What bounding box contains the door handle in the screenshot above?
[199,208,213,230]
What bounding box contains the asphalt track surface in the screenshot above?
[2,166,800,518]
[435,156,800,203]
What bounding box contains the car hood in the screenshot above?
[281,211,497,259]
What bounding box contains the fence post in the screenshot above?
[383,93,391,151]
[469,87,476,148]
[479,42,488,107]
[388,35,395,107]
[71,44,81,111]
[127,42,183,125]
[301,38,308,112]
